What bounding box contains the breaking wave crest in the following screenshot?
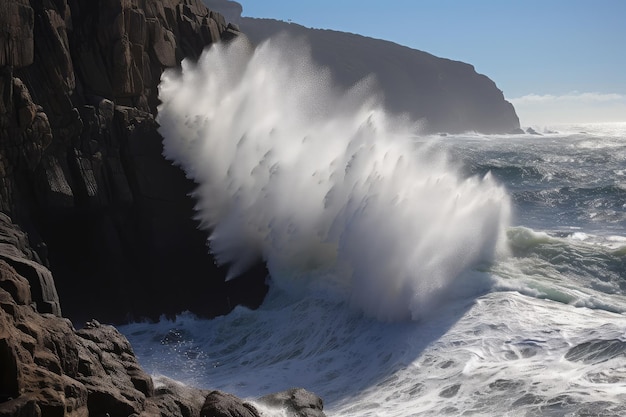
[156,36,511,321]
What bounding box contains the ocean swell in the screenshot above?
[156,36,511,321]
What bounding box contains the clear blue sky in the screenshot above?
[236,0,626,125]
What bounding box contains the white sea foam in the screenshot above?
[156,36,511,321]
[121,289,626,417]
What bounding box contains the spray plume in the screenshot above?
[157,36,511,321]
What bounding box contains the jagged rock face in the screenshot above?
[67,0,234,110]
[0,0,35,69]
[0,215,198,416]
[0,212,60,316]
[0,0,267,324]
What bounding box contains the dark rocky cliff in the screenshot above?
[205,0,520,134]
[1,0,268,325]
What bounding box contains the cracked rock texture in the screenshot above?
[1,0,268,325]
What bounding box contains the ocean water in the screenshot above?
[120,38,626,416]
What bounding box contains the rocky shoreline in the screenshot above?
[0,213,325,416]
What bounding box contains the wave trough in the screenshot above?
[156,37,511,321]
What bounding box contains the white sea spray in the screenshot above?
[156,36,511,321]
